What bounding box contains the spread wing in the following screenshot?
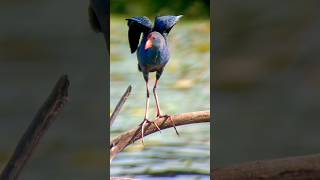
[153,15,183,36]
[125,16,152,53]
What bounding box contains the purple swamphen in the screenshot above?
[126,15,183,144]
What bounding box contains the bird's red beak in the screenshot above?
[145,39,153,50]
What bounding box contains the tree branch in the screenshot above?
[110,110,210,162]
[110,85,132,127]
[0,75,69,180]
[213,153,320,179]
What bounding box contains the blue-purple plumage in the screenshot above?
[126,16,153,29]
[153,15,183,35]
[137,32,169,73]
[125,17,152,53]
[125,15,182,77]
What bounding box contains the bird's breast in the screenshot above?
[137,45,169,66]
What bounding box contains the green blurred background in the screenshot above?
[110,0,210,179]
[213,0,320,168]
[0,1,107,179]
[111,0,209,18]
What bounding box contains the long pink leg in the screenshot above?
[153,79,162,116]
[141,80,161,145]
[153,79,179,136]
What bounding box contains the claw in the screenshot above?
[141,120,148,145]
[140,118,162,145]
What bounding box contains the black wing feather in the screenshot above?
[125,16,152,53]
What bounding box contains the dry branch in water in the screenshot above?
[110,85,132,127]
[110,110,210,162]
[0,75,69,180]
[213,153,320,179]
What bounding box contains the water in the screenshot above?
[110,16,210,179]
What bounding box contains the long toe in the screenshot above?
[168,116,180,136]
[144,119,162,133]
[151,121,161,132]
[157,114,180,136]
[140,119,148,145]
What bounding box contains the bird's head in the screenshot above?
[145,32,164,50]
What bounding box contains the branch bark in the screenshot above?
[213,153,320,179]
[110,110,210,162]
[0,75,69,180]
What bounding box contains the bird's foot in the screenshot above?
[156,114,180,136]
[139,118,161,145]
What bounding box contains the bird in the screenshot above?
[126,15,183,144]
[88,0,109,52]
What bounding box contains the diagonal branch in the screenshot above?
[110,85,132,127]
[0,75,69,180]
[213,153,320,179]
[110,110,210,162]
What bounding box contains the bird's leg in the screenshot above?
[154,70,164,117]
[153,73,180,136]
[143,79,150,121]
[140,77,161,145]
[153,79,162,117]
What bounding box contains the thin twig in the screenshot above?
[110,110,210,162]
[213,153,320,180]
[110,85,132,127]
[0,75,69,180]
